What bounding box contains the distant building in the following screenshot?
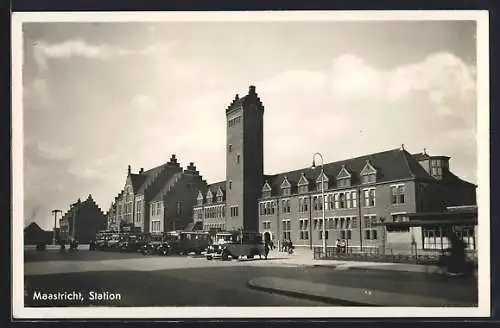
[59,194,106,243]
[106,156,207,233]
[24,222,57,245]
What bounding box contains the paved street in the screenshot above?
[24,249,477,307]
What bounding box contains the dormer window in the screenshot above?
[196,191,204,206]
[280,176,291,196]
[431,159,443,178]
[206,190,213,204]
[297,173,309,194]
[315,170,329,191]
[336,164,352,188]
[360,160,377,184]
[262,181,272,198]
[216,187,224,203]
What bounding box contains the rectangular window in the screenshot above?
[351,191,357,208]
[363,188,376,207]
[282,219,291,241]
[228,144,232,152]
[237,154,241,164]
[391,185,406,204]
[299,219,309,240]
[319,231,329,240]
[363,215,378,240]
[151,220,161,232]
[339,193,345,209]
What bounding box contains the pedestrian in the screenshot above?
[339,239,346,254]
[288,240,294,255]
[335,239,341,254]
[269,240,274,250]
[264,242,270,260]
[443,228,467,274]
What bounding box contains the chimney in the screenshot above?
[249,85,256,94]
[139,168,144,174]
[169,154,178,165]
[127,165,131,175]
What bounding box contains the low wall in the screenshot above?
[312,246,477,265]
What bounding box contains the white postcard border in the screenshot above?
[11,10,490,319]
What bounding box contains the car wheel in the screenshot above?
[207,256,213,260]
[247,255,254,259]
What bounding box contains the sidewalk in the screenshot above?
[247,277,473,307]
[266,248,438,274]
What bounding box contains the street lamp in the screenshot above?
[51,209,62,245]
[311,152,327,258]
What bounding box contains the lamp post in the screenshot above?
[311,152,327,257]
[51,209,62,245]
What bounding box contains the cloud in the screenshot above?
[255,52,476,180]
[32,39,179,70]
[36,141,74,160]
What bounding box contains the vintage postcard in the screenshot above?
[12,10,490,319]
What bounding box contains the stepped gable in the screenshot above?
[84,194,106,216]
[225,85,265,114]
[264,148,424,196]
[136,154,181,195]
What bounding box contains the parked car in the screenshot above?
[168,231,210,255]
[206,232,233,260]
[106,234,121,251]
[219,231,265,260]
[141,233,164,255]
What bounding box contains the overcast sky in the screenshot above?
[20,19,478,230]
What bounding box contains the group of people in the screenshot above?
[58,239,79,252]
[281,239,294,254]
[335,239,348,254]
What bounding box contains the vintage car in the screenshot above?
[106,233,121,251]
[218,231,266,260]
[205,232,233,260]
[119,234,144,252]
[141,233,165,255]
[94,231,112,250]
[167,231,210,255]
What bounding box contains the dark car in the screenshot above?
[141,234,164,255]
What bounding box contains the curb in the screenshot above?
[246,279,373,306]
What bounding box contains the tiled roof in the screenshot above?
[136,164,168,195]
[129,173,147,193]
[412,152,431,161]
[151,171,184,201]
[263,148,436,196]
[136,154,181,195]
[208,181,226,193]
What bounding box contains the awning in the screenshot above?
[379,218,476,229]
